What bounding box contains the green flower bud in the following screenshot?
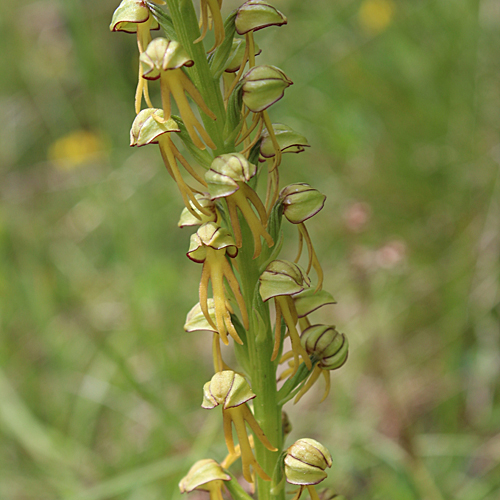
[225,38,262,73]
[187,223,238,263]
[110,0,160,33]
[205,153,257,199]
[178,194,217,228]
[235,0,287,35]
[242,65,292,113]
[130,108,180,146]
[293,288,336,318]
[184,300,217,333]
[140,38,194,80]
[201,370,255,409]
[301,325,348,371]
[259,260,310,302]
[260,123,310,158]
[279,183,326,224]
[284,438,332,486]
[179,459,230,496]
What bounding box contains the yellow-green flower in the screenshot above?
[188,223,249,345]
[110,0,164,112]
[279,183,326,290]
[235,0,287,35]
[206,153,273,258]
[202,371,277,482]
[179,459,230,500]
[259,260,312,373]
[140,38,216,150]
[130,108,210,219]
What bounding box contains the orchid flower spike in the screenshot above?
[259,260,312,373]
[202,371,277,483]
[110,0,165,112]
[187,222,249,346]
[195,0,225,53]
[140,38,217,150]
[206,153,273,258]
[179,459,230,500]
[285,439,332,500]
[130,108,210,219]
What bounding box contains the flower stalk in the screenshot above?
[110,1,349,500]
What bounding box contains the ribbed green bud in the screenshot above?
[179,459,230,493]
[259,260,310,302]
[184,300,217,333]
[201,371,255,409]
[279,183,326,224]
[205,153,257,198]
[260,123,310,158]
[301,325,349,370]
[284,438,332,486]
[241,65,292,113]
[293,288,336,318]
[235,0,287,35]
[130,108,180,146]
[110,0,160,33]
[225,38,262,73]
[140,38,194,80]
[178,194,217,227]
[187,223,238,263]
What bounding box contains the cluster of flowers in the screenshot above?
[110,1,348,499]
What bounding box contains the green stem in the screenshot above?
[236,216,284,500]
[165,0,226,152]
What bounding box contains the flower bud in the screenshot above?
[259,260,310,302]
[225,38,262,73]
[110,0,160,33]
[301,325,348,371]
[284,438,332,485]
[205,153,257,198]
[241,65,292,113]
[202,371,255,409]
[260,124,310,158]
[235,0,287,35]
[187,223,238,263]
[140,38,194,80]
[184,300,217,333]
[279,183,326,224]
[293,289,336,318]
[179,458,230,494]
[130,108,180,147]
[178,194,217,227]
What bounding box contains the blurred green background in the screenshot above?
[1,0,499,498]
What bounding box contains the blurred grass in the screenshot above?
[1,0,499,499]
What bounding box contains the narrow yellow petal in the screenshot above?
[222,258,249,331]
[241,405,277,451]
[278,296,312,370]
[223,411,236,455]
[199,263,218,332]
[294,365,322,404]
